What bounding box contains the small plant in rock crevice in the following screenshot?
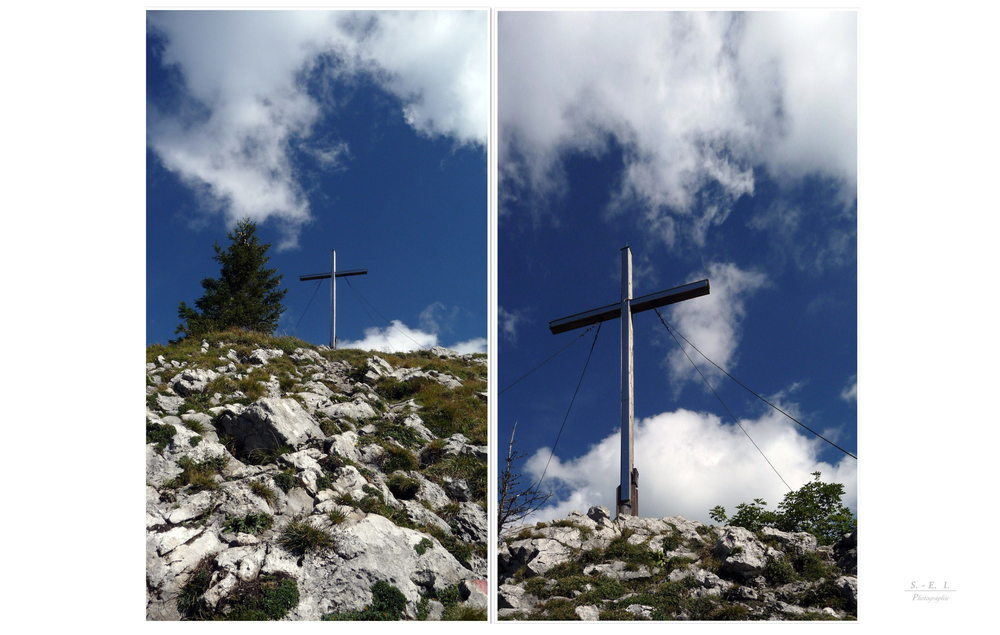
[224,512,273,535]
[248,479,277,505]
[278,519,334,554]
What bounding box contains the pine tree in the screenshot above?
[175,218,288,339]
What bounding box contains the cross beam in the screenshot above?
[299,250,368,349]
[549,246,709,518]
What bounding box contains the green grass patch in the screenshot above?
[248,479,277,505]
[388,473,421,500]
[423,453,486,502]
[382,445,418,473]
[164,455,227,492]
[278,520,334,554]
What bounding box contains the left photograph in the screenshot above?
[145,10,488,621]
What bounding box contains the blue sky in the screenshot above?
[498,12,858,525]
[146,10,488,353]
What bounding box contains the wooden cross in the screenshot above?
[299,250,367,349]
[549,246,710,518]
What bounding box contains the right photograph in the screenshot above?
[497,11,858,621]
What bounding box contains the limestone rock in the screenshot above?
[713,526,769,578]
[170,367,219,397]
[217,398,324,453]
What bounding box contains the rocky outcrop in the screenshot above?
[498,506,857,621]
[146,336,488,621]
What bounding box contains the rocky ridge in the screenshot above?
[146,333,488,621]
[498,506,857,621]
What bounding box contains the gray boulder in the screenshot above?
[713,526,769,578]
[170,368,219,397]
[216,398,325,453]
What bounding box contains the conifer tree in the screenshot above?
[175,218,288,339]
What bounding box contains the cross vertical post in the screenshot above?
[620,246,634,518]
[330,249,337,350]
[549,247,710,518]
[299,250,368,349]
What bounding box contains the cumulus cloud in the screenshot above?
[450,337,488,355]
[338,320,437,353]
[148,10,487,249]
[339,319,485,354]
[665,262,767,387]
[499,11,856,244]
[524,404,857,525]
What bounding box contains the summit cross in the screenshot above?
[549,246,710,518]
[299,250,367,349]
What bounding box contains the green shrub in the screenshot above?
[413,537,433,556]
[273,469,301,494]
[323,581,407,621]
[710,472,855,546]
[793,551,829,581]
[764,556,798,585]
[146,421,176,454]
[224,512,273,535]
[224,573,300,620]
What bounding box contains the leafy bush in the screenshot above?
[764,556,798,585]
[710,472,855,545]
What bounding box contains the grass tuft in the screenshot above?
[278,519,334,554]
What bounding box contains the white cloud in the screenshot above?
[449,337,487,355]
[339,320,436,353]
[840,375,858,404]
[499,12,856,243]
[338,318,485,355]
[665,262,767,387]
[148,10,487,249]
[498,306,529,343]
[524,404,857,526]
[419,301,461,334]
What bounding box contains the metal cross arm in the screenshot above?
[549,279,710,334]
[299,268,368,281]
